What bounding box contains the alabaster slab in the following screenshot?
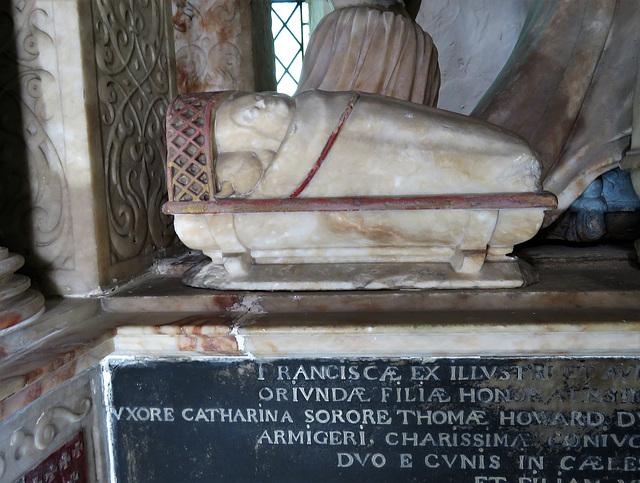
[165,91,555,290]
[184,258,536,290]
[175,206,545,290]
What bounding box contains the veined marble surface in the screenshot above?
[0,244,639,423]
[112,319,640,359]
[172,0,255,93]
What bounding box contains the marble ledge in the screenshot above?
[1,315,640,423]
[102,244,640,315]
[112,319,640,358]
[0,338,114,422]
[1,243,639,422]
[0,298,101,357]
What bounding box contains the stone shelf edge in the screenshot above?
[2,318,640,424]
[4,312,638,422]
[1,244,639,424]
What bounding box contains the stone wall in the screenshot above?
[416,0,531,114]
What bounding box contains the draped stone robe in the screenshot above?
[239,90,541,201]
[295,6,440,107]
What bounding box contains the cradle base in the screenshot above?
[182,258,537,291]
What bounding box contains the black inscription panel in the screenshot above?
[109,358,640,482]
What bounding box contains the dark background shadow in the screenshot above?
[0,5,40,288]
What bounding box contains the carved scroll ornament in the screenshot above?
[92,0,176,264]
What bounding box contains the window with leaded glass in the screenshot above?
[270,0,310,95]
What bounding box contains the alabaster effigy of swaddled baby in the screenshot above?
[163,89,555,290]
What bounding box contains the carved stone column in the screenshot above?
[172,0,275,93]
[0,247,44,331]
[0,0,178,295]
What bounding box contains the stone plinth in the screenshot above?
[0,244,638,481]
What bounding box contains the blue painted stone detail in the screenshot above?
[569,178,606,241]
[601,168,640,211]
[572,168,640,212]
[555,168,640,242]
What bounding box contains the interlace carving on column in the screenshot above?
[0,1,74,270]
[92,0,176,264]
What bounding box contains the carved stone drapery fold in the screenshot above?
[473,0,640,224]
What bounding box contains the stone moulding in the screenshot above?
[164,92,557,290]
[0,383,94,483]
[164,193,556,215]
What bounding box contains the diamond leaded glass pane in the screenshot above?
[271,1,310,95]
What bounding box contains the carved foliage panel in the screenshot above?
[0,0,74,270]
[172,0,254,93]
[91,0,176,265]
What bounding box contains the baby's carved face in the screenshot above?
[215,92,294,153]
[231,93,292,129]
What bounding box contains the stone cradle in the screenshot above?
[163,92,557,290]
